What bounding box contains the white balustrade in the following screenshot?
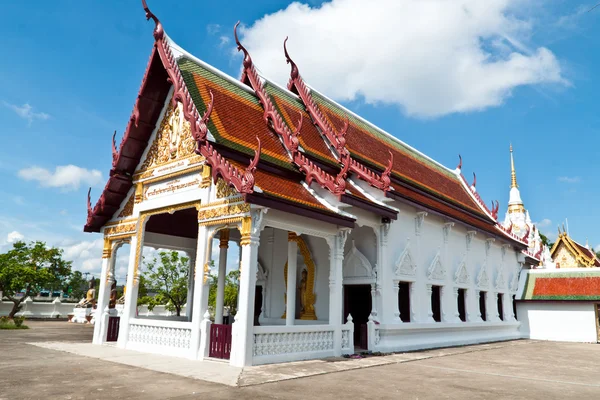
[341,314,354,354]
[252,324,342,365]
[127,318,193,358]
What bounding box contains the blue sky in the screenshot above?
[1,0,599,279]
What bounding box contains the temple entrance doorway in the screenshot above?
[343,284,372,349]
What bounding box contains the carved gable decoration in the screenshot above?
[344,240,375,281]
[216,178,240,199]
[495,267,506,290]
[117,192,134,218]
[137,101,197,174]
[477,263,489,288]
[395,240,417,277]
[454,255,470,286]
[427,250,445,281]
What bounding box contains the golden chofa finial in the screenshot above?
[510,143,518,188]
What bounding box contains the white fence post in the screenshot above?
[198,310,212,360]
[367,314,379,352]
[341,314,354,355]
[51,297,62,318]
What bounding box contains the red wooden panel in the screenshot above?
[107,316,120,342]
[209,324,232,359]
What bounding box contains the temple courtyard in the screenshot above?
[0,322,598,399]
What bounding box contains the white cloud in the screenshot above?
[239,0,566,118]
[536,218,552,228]
[558,176,581,183]
[3,102,50,125]
[219,35,231,47]
[207,24,221,35]
[18,165,103,191]
[6,231,24,243]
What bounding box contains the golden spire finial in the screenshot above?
[510,143,518,188]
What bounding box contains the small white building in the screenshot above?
[84,2,528,367]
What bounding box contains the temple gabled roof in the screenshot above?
[84,2,529,249]
[550,232,600,268]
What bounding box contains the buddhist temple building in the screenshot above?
[550,230,600,269]
[85,1,533,367]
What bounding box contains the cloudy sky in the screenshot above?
[1,0,599,280]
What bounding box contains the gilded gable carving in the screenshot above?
[137,101,197,174]
[118,193,135,218]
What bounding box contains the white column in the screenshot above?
[504,293,514,321]
[392,281,401,323]
[375,223,391,322]
[328,230,348,357]
[117,234,140,348]
[93,240,112,345]
[215,230,229,325]
[230,211,263,367]
[186,250,196,322]
[425,284,434,323]
[190,225,211,359]
[286,233,298,326]
[487,291,499,322]
[474,289,484,322]
[450,287,460,322]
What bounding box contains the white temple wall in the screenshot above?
[517,302,598,343]
[373,199,522,351]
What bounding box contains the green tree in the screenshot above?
[208,270,240,318]
[137,251,189,316]
[539,232,554,249]
[64,271,88,300]
[0,241,72,318]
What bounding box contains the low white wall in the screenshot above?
[517,301,598,343]
[126,318,194,358]
[0,298,75,318]
[372,321,522,353]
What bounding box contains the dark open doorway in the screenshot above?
[343,284,372,349]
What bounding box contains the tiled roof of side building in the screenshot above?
[521,270,600,300]
[177,57,296,171]
[310,90,489,218]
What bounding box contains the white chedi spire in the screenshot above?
[508,144,523,208]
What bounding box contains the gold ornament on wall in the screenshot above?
[118,193,135,218]
[282,233,317,320]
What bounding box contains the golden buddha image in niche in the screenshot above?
[137,100,197,173]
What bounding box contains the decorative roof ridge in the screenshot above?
[291,67,458,179]
[565,235,599,265]
[234,23,349,197]
[140,0,260,195]
[284,38,392,193]
[454,168,526,246]
[166,37,256,97]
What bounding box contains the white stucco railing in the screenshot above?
[253,316,355,365]
[127,318,194,358]
[0,297,75,318]
[253,325,335,364]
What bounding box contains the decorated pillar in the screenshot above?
[230,210,265,367]
[190,224,212,359]
[117,233,140,348]
[93,238,114,344]
[215,230,229,325]
[392,281,401,322]
[327,230,348,357]
[486,291,499,322]
[425,284,434,323]
[185,250,196,322]
[286,232,298,326]
[375,223,391,323]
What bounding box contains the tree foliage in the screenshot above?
[64,271,89,300]
[539,232,554,249]
[208,269,240,318]
[137,251,189,316]
[0,241,72,318]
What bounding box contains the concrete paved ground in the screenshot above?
[2,321,600,399]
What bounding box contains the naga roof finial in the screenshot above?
[141,0,164,40]
[456,154,462,171]
[283,37,299,84]
[240,137,262,193]
[111,130,118,167]
[194,90,214,142]
[234,22,252,71]
[471,172,477,188]
[86,187,92,223]
[381,150,394,191]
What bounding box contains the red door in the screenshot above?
[209,324,232,359]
